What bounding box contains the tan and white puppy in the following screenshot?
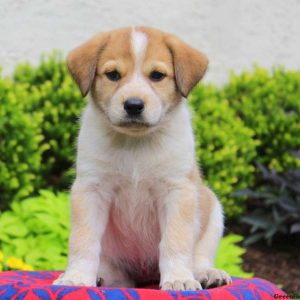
[53,27,231,291]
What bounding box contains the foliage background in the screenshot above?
[0,53,299,291]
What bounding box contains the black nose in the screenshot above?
[124,98,144,116]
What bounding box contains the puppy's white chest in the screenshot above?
[101,177,163,274]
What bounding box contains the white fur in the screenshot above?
[131,29,148,69]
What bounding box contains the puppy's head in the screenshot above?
[68,27,208,136]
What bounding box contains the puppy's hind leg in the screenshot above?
[193,187,232,289]
[97,256,135,288]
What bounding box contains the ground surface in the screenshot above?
[243,242,300,295]
[229,223,300,295]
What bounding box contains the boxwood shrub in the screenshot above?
[189,85,258,218]
[0,76,45,210]
[14,52,85,189]
[223,67,300,171]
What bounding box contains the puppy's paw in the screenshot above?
[161,279,202,291]
[195,268,232,289]
[53,272,96,287]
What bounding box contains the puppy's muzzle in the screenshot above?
[124,98,144,117]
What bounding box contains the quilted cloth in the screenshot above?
[0,271,286,300]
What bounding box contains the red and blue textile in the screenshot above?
[0,271,286,300]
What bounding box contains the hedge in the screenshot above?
[189,85,258,217]
[0,76,45,210]
[13,51,84,190]
[223,67,300,171]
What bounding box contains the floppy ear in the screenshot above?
[67,32,109,97]
[166,35,209,97]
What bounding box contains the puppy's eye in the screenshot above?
[149,71,166,82]
[105,70,121,81]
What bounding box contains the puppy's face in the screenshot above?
[68,27,208,136]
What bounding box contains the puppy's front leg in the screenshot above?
[159,183,201,291]
[53,181,109,286]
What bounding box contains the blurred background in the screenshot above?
[0,0,299,295]
[1,0,300,84]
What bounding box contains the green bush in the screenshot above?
[190,85,258,218]
[14,51,84,189]
[216,234,252,278]
[0,190,69,270]
[0,76,46,210]
[190,67,300,218]
[223,67,300,171]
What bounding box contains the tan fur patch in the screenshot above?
[68,26,208,100]
[137,27,180,109]
[67,32,110,97]
[187,162,203,183]
[91,28,134,104]
[165,34,208,97]
[187,164,215,237]
[70,190,96,256]
[198,185,216,237]
[96,27,133,77]
[137,26,208,98]
[178,188,197,223]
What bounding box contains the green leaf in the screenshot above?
[244,233,265,245]
[0,190,70,270]
[216,234,252,277]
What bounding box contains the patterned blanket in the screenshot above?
[0,271,286,300]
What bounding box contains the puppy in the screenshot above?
[53,27,231,291]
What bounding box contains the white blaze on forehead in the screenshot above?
[108,29,163,127]
[131,29,148,70]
